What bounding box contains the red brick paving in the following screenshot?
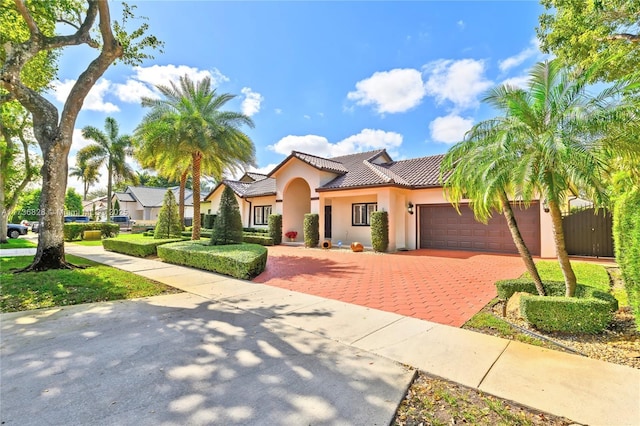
[252,246,527,327]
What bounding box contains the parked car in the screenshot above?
[106,215,135,231]
[7,224,28,239]
[31,222,40,233]
[64,215,91,223]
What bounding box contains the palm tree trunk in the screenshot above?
[191,152,202,240]
[548,199,577,296]
[106,158,113,222]
[179,168,188,229]
[499,192,545,296]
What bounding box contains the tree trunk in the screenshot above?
[191,152,201,240]
[179,168,188,229]
[106,157,113,221]
[25,141,71,270]
[548,199,577,296]
[499,192,545,296]
[0,164,7,244]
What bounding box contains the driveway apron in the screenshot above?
[253,247,526,327]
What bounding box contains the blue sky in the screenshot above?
[48,1,547,193]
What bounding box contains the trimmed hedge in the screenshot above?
[268,214,282,245]
[157,241,268,279]
[103,237,182,257]
[244,227,269,234]
[520,296,614,334]
[242,233,274,246]
[64,222,119,241]
[370,211,389,252]
[182,230,212,238]
[496,279,618,311]
[304,213,319,248]
[613,187,640,328]
[497,279,618,333]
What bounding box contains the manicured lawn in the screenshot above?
[524,260,610,292]
[0,254,179,312]
[0,238,37,249]
[69,239,104,246]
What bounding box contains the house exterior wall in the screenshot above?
[245,195,276,228]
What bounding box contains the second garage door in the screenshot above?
[419,203,541,255]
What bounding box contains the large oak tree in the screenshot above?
[1,0,161,270]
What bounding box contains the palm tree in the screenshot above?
[136,75,255,239]
[78,117,137,222]
[457,59,630,297]
[441,125,546,296]
[69,158,101,200]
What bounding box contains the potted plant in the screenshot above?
[285,231,297,241]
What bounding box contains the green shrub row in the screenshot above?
[243,227,269,234]
[102,237,182,257]
[157,241,268,279]
[613,187,640,328]
[268,214,282,245]
[304,213,319,248]
[182,230,212,238]
[242,233,274,246]
[520,295,614,334]
[496,279,618,311]
[370,211,389,252]
[64,223,119,241]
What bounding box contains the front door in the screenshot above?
[324,205,332,238]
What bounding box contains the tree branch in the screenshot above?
[608,33,640,42]
[13,0,40,36]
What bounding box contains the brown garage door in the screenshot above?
[419,203,540,255]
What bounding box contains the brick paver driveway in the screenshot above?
[253,246,527,327]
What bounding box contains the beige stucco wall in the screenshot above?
[245,195,276,229]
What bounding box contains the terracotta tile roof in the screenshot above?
[292,151,349,174]
[218,176,276,198]
[245,172,268,181]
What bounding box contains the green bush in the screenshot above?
[496,279,618,311]
[370,211,389,252]
[520,295,614,334]
[157,241,268,279]
[211,186,243,245]
[64,223,119,241]
[268,214,282,245]
[103,237,182,257]
[242,233,274,246]
[303,213,319,248]
[203,214,216,229]
[243,227,269,234]
[613,187,640,328]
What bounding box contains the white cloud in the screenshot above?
[501,75,531,89]
[429,114,474,144]
[498,38,540,73]
[303,114,311,119]
[457,20,465,30]
[249,164,279,175]
[112,65,230,104]
[70,128,95,153]
[347,68,426,114]
[423,59,493,110]
[240,87,263,117]
[114,79,159,103]
[51,79,119,112]
[275,108,282,114]
[269,129,403,158]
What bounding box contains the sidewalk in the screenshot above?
[7,244,640,425]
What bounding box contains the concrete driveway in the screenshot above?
[254,247,528,327]
[1,293,413,426]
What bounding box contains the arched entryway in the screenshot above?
[282,178,311,242]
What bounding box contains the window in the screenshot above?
[254,205,272,225]
[352,203,377,226]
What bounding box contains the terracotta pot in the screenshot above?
[350,242,364,252]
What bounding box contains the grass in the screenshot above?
[523,260,610,291]
[464,310,545,347]
[0,254,179,313]
[394,373,569,425]
[0,238,37,249]
[69,232,163,246]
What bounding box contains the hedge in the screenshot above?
[102,237,183,257]
[304,213,319,248]
[64,222,119,241]
[613,187,640,328]
[496,279,618,312]
[370,211,389,252]
[243,227,269,234]
[182,230,212,238]
[520,295,614,334]
[268,214,282,245]
[242,233,274,246]
[157,241,268,279]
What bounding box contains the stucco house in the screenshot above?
[113,186,197,222]
[205,149,556,257]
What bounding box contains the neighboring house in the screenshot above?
[82,196,108,220]
[113,186,198,222]
[205,149,556,257]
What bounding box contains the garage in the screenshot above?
[419,203,541,255]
